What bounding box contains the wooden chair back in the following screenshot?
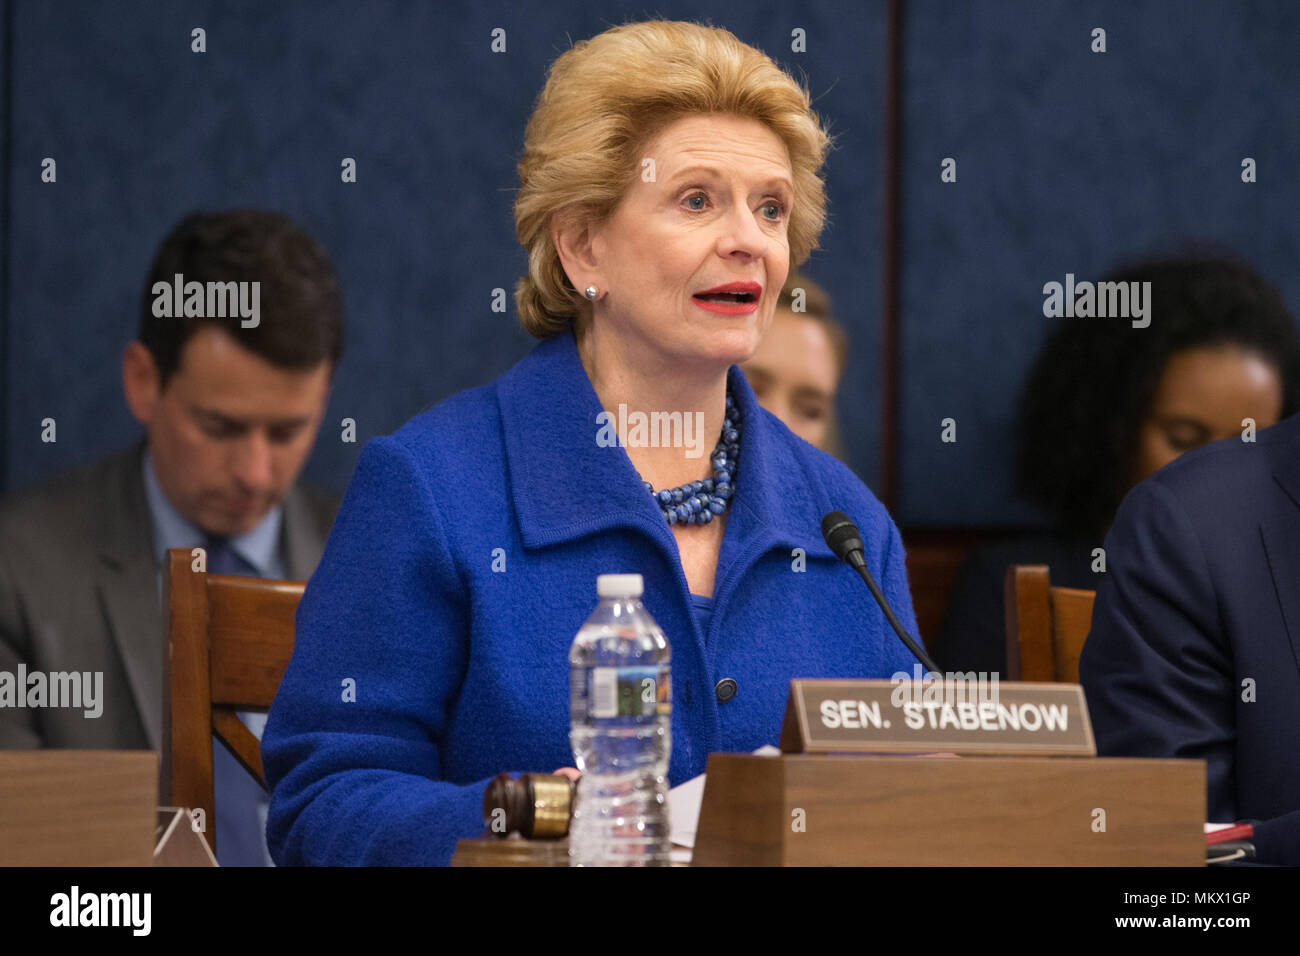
[903,527,1012,650]
[162,547,304,854]
[1003,564,1095,683]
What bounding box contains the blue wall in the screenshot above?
[0,0,886,494]
[3,0,1298,528]
[898,0,1300,525]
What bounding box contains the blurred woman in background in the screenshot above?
[741,270,850,458]
[934,254,1300,675]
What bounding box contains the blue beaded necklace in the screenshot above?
[640,389,741,526]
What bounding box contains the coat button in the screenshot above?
[715,678,738,703]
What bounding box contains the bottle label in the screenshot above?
[588,666,671,719]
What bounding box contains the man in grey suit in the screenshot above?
[0,209,344,866]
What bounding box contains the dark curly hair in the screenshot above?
[1016,253,1300,535]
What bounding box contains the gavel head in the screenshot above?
[483,772,576,839]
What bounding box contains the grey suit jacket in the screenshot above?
[0,441,339,751]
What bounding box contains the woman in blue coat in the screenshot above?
[262,19,922,866]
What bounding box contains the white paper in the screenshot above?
[667,770,707,849]
[668,744,782,850]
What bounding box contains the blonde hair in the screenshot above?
[513,19,833,338]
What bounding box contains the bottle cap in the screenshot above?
[597,573,644,598]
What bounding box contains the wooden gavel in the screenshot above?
[483,773,577,839]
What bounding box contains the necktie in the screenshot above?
[203,534,260,578]
[200,533,273,865]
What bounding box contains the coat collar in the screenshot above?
[495,330,837,562]
[280,487,331,581]
[1261,414,1300,679]
[93,440,167,749]
[1268,413,1300,515]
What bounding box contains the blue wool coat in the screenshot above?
[262,330,921,866]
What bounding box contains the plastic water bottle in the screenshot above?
[568,573,672,866]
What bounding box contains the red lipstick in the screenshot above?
[692,280,762,315]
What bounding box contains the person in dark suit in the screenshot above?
[0,209,344,866]
[1080,412,1300,864]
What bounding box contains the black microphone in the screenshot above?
[821,511,940,674]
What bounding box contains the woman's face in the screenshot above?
[742,308,841,450]
[1132,344,1284,485]
[585,113,794,370]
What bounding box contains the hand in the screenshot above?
[551,767,582,782]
